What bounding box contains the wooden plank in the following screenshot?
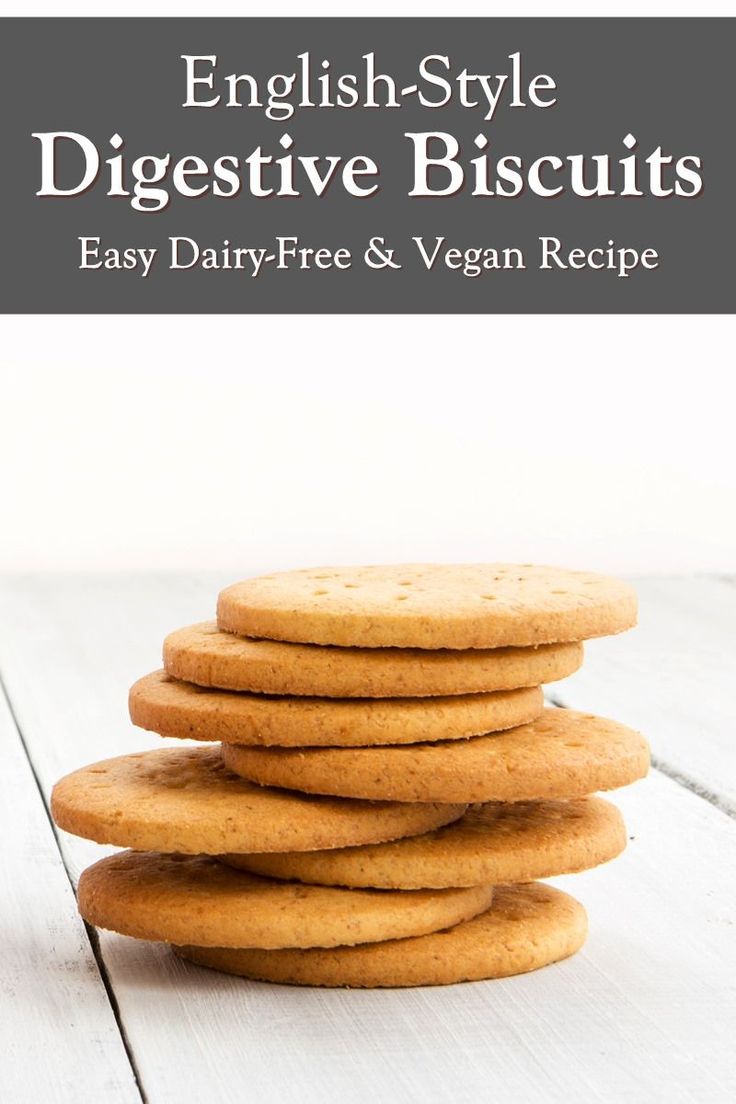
[1,575,735,1103]
[0,680,140,1104]
[548,576,736,815]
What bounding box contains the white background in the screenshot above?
[3,2,734,575]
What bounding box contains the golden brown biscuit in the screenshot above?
[51,746,465,853]
[130,671,543,747]
[77,851,494,949]
[163,622,583,697]
[222,708,649,803]
[217,564,637,649]
[224,796,625,888]
[175,883,587,986]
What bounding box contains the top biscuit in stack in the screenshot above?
[216,563,637,649]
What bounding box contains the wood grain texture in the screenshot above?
[0,677,140,1104]
[548,576,736,814]
[0,574,734,1104]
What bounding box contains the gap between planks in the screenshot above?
[546,575,736,817]
[0,671,142,1104]
[1,658,147,1101]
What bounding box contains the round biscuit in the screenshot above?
[224,796,626,888]
[78,850,494,949]
[163,622,584,697]
[222,708,650,803]
[51,746,465,853]
[175,883,587,986]
[217,563,637,649]
[130,670,543,747]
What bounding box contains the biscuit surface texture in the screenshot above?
[222,709,650,803]
[225,796,625,888]
[78,851,494,949]
[130,671,543,747]
[51,746,465,853]
[163,622,583,697]
[217,564,637,649]
[175,883,587,986]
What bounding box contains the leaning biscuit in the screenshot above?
[217,563,637,649]
[163,622,583,697]
[224,796,626,888]
[51,746,465,853]
[175,883,587,987]
[78,851,494,949]
[222,708,650,803]
[130,670,543,747]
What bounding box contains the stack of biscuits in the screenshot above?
[52,564,649,988]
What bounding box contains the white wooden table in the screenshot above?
[1,575,734,1104]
